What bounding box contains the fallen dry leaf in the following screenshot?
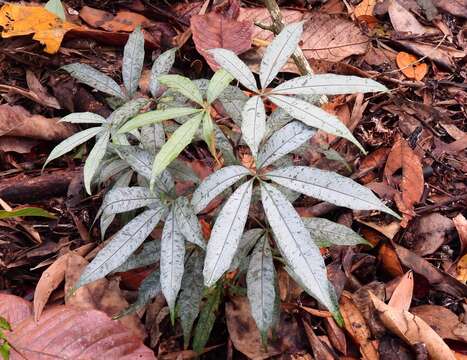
[26,70,61,109]
[354,0,377,17]
[379,243,405,277]
[303,321,336,360]
[396,52,428,81]
[0,104,75,141]
[384,137,424,227]
[191,12,253,71]
[456,253,467,283]
[388,0,427,35]
[80,6,155,32]
[453,213,467,256]
[433,0,467,18]
[408,213,454,256]
[0,294,32,327]
[0,3,77,54]
[370,292,456,360]
[388,271,413,311]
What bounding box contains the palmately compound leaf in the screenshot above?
[59,112,106,124]
[122,26,145,97]
[208,48,258,93]
[151,112,204,188]
[158,75,204,106]
[83,130,110,194]
[150,47,177,97]
[241,95,266,158]
[75,207,165,289]
[193,286,221,354]
[203,179,253,287]
[267,94,365,153]
[230,228,265,271]
[174,197,206,250]
[302,217,370,248]
[257,121,315,169]
[260,22,303,88]
[265,166,399,217]
[62,63,125,99]
[191,165,251,214]
[271,74,388,96]
[178,252,204,348]
[160,207,186,318]
[112,240,161,274]
[207,69,234,104]
[246,236,276,343]
[43,127,101,169]
[116,269,161,318]
[260,182,340,319]
[118,107,201,134]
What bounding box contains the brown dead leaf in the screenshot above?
[303,321,336,360]
[409,213,454,256]
[396,52,428,81]
[433,0,467,18]
[80,6,154,32]
[384,137,424,227]
[370,292,456,360]
[379,243,405,276]
[456,253,467,283]
[0,3,77,54]
[26,70,61,109]
[388,271,413,311]
[191,12,253,71]
[323,317,347,355]
[453,214,467,256]
[0,104,75,141]
[354,0,377,17]
[388,0,428,35]
[0,294,33,327]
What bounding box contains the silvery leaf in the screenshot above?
[113,240,161,273]
[217,84,248,126]
[122,26,145,97]
[230,228,265,271]
[109,98,150,128]
[174,197,205,249]
[84,130,110,194]
[141,123,165,154]
[241,95,266,158]
[150,48,177,97]
[59,112,106,124]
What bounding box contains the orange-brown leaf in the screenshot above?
[388,271,413,311]
[396,52,428,81]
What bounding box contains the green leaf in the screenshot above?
[62,63,125,99]
[150,112,204,187]
[268,94,365,153]
[158,75,204,106]
[302,217,370,248]
[112,240,161,273]
[202,112,215,156]
[0,207,56,220]
[208,48,258,92]
[0,342,10,360]
[45,0,65,20]
[160,206,186,318]
[207,69,234,104]
[174,197,206,250]
[59,112,106,124]
[84,130,110,194]
[43,127,101,169]
[76,207,165,289]
[203,179,253,287]
[122,26,145,97]
[241,95,266,158]
[118,107,201,134]
[265,166,399,216]
[108,98,150,129]
[246,236,276,343]
[193,286,221,354]
[178,252,204,349]
[272,74,388,96]
[191,165,250,214]
[150,48,177,97]
[257,121,315,169]
[260,22,303,88]
[0,317,11,331]
[260,182,340,318]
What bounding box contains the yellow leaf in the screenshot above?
[396,51,428,81]
[457,253,467,283]
[0,3,77,54]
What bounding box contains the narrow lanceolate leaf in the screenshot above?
[265,166,399,216]
[118,108,201,134]
[208,48,258,92]
[178,252,204,348]
[302,217,370,248]
[158,75,204,106]
[76,207,164,289]
[193,286,221,354]
[160,207,186,316]
[43,127,101,168]
[59,112,106,124]
[202,112,215,156]
[207,69,235,104]
[230,228,265,271]
[141,123,165,154]
[122,27,145,97]
[257,121,315,169]
[203,180,253,287]
[260,22,304,88]
[84,131,110,194]
[191,165,251,214]
[260,182,340,318]
[268,94,365,152]
[174,197,206,249]
[0,207,56,220]
[247,236,276,342]
[151,112,204,187]
[272,74,388,96]
[62,63,125,99]
[241,95,266,158]
[113,241,161,273]
[150,47,177,97]
[108,98,150,128]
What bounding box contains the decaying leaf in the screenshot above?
[388,0,428,35]
[387,271,413,311]
[408,213,454,256]
[396,52,428,81]
[354,0,377,17]
[0,294,32,328]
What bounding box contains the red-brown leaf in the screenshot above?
[0,294,33,328]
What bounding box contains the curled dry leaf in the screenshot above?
[387,271,413,311]
[303,320,336,360]
[354,0,377,17]
[388,0,427,36]
[0,294,32,327]
[396,52,428,81]
[453,213,467,255]
[369,292,456,360]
